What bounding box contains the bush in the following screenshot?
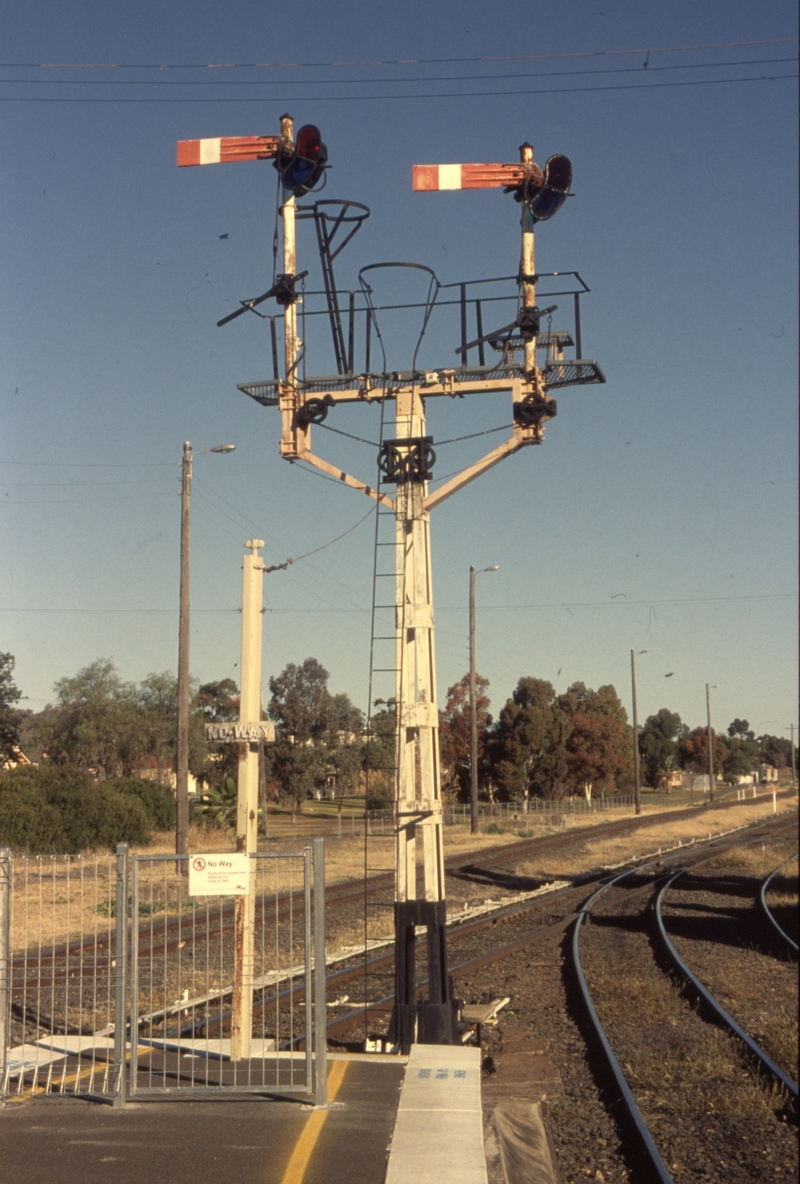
[482,822,507,835]
[107,776,176,831]
[0,765,152,853]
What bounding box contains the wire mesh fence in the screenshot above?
[131,849,314,1097]
[0,841,327,1106]
[0,846,123,1101]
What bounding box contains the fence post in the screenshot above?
[0,847,10,1102]
[313,837,327,1106]
[113,842,129,1108]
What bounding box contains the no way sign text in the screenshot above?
[189,853,250,896]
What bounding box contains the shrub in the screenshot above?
[0,765,152,853]
[482,822,507,835]
[107,776,176,831]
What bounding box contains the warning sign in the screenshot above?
[188,853,250,896]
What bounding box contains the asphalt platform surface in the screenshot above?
[0,1058,404,1184]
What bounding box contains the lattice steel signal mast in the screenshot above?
[177,115,604,1045]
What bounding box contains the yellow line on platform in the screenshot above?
[277,1060,349,1184]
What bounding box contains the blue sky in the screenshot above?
[1,0,797,740]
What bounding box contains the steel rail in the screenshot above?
[13,801,725,980]
[655,871,799,1099]
[759,853,799,953]
[571,867,675,1184]
[168,813,796,1039]
[308,820,797,1045]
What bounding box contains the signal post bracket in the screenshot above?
[275,371,547,510]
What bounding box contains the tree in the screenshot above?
[36,659,209,780]
[679,727,728,777]
[556,682,631,800]
[363,700,396,808]
[268,658,332,743]
[639,708,687,789]
[565,710,632,800]
[196,679,241,792]
[46,659,142,776]
[722,723,760,784]
[197,679,240,722]
[266,659,363,810]
[0,652,23,760]
[757,734,792,769]
[488,678,572,801]
[439,673,491,802]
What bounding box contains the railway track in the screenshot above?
[313,814,796,1184]
[564,819,797,1182]
[10,791,779,989]
[760,853,799,953]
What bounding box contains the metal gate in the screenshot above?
[130,841,326,1102]
[1,840,327,1107]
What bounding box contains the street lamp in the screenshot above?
[176,441,236,857]
[469,564,499,834]
[706,683,719,803]
[630,649,648,816]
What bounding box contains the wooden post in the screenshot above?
[231,540,265,1062]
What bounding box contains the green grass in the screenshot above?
[292,797,368,818]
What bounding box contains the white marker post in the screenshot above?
[231,539,266,1062]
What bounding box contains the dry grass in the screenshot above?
[513,800,798,881]
[9,799,796,957]
[588,952,783,1118]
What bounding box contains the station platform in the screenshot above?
[0,1053,405,1184]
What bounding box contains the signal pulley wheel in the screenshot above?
[296,395,334,428]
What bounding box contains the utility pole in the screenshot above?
[706,683,717,803]
[470,565,498,834]
[175,441,235,857]
[176,442,192,858]
[630,650,642,816]
[231,539,266,1062]
[790,724,797,793]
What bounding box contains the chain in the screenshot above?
[434,422,515,447]
[316,421,380,447]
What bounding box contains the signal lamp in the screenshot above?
[530,154,572,222]
[277,124,328,195]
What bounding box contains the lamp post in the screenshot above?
[705,683,719,804]
[469,564,499,835]
[176,440,236,857]
[630,649,648,816]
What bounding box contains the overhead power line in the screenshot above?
[1,73,794,103]
[1,593,794,615]
[0,37,794,71]
[1,57,794,87]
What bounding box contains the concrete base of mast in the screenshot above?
[388,899,460,1053]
